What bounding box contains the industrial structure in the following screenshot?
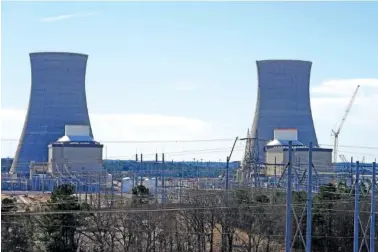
[247,60,319,162]
[48,125,103,175]
[10,52,93,175]
[2,53,373,200]
[241,60,320,182]
[1,46,377,251]
[331,85,360,163]
[265,129,332,176]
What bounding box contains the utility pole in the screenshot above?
[42,173,45,194]
[353,161,360,252]
[111,170,114,208]
[285,141,293,252]
[226,137,239,191]
[85,174,88,204]
[155,153,158,204]
[350,157,354,187]
[306,142,313,252]
[180,162,183,203]
[222,136,239,252]
[135,153,138,186]
[274,157,277,187]
[140,154,143,186]
[98,173,101,208]
[197,159,199,189]
[370,162,376,252]
[162,153,165,204]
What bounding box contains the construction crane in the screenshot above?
[332,85,360,163]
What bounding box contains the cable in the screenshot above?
[3,221,374,241]
[0,138,236,143]
[3,193,376,208]
[1,146,248,166]
[2,137,378,149]
[1,145,376,166]
[2,194,377,214]
[3,203,377,216]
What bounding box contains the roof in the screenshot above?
[30,52,88,58]
[265,140,333,152]
[266,139,305,147]
[274,128,298,131]
[257,59,312,64]
[56,135,95,143]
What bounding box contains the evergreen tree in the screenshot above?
[39,184,83,252]
[1,197,31,252]
[131,184,153,205]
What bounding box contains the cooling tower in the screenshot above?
[10,52,93,174]
[249,60,318,162]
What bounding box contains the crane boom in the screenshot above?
[332,85,360,163]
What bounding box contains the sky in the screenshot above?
[1,1,378,162]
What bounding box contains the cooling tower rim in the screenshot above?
[256,59,312,64]
[30,52,88,58]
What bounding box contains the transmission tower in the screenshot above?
[241,128,262,187]
[242,129,252,169]
[250,133,261,187]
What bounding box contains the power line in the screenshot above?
[2,137,378,150]
[3,195,376,208]
[3,200,377,216]
[2,221,374,240]
[0,138,235,143]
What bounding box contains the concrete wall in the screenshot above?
[11,52,93,174]
[266,148,286,176]
[49,145,103,174]
[266,147,332,176]
[249,60,319,163]
[291,149,332,173]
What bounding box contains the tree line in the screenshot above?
[1,182,377,252]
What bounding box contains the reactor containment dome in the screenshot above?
[10,52,93,175]
[249,60,319,162]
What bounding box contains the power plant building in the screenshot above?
[248,60,319,163]
[10,52,93,175]
[265,129,332,176]
[48,125,103,175]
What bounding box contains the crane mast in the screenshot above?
[332,85,360,163]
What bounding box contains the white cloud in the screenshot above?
[311,78,378,162]
[90,112,210,142]
[312,78,378,97]
[39,12,97,23]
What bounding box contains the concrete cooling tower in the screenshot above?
[10,52,93,174]
[249,60,319,162]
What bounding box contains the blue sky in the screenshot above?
[1,2,378,162]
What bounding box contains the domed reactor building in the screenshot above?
[243,60,319,170]
[10,52,93,175]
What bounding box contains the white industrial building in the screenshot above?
[265,129,333,176]
[48,125,104,175]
